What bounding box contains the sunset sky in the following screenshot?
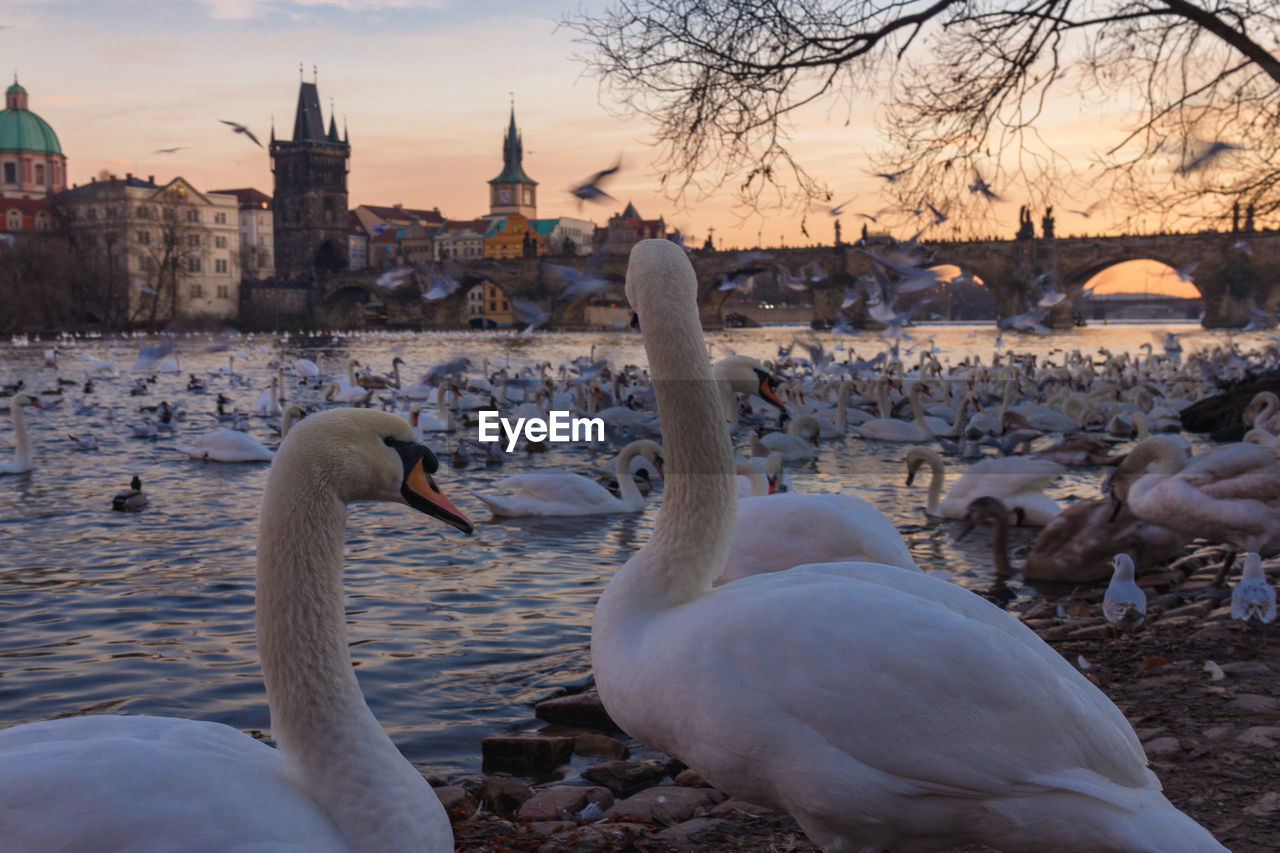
[4,0,1204,295]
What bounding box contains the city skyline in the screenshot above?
[3,0,1212,296]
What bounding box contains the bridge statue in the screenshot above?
[1041,207,1055,240]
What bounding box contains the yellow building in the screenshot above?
[465,280,514,328]
[483,212,548,260]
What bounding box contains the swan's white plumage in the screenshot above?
[178,429,275,462]
[474,439,661,517]
[592,239,1225,853]
[719,493,917,584]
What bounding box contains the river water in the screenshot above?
[0,321,1264,777]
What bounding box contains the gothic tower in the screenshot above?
[488,105,536,219]
[270,73,350,278]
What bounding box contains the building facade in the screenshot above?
[603,202,667,255]
[1,77,67,240]
[270,78,350,278]
[209,187,274,280]
[59,175,240,323]
[487,107,536,219]
[484,213,548,259]
[465,281,514,328]
[434,218,488,261]
[547,217,596,256]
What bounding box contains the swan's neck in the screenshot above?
[989,513,1013,577]
[613,443,645,506]
[617,280,736,610]
[255,466,424,844]
[877,379,891,419]
[10,399,31,468]
[909,387,932,436]
[924,452,944,516]
[736,459,768,496]
[835,382,851,433]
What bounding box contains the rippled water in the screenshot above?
[0,321,1262,776]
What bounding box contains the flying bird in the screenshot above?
[510,298,551,335]
[828,197,855,217]
[1176,140,1240,174]
[219,119,262,148]
[569,159,621,204]
[153,147,189,155]
[870,168,908,184]
[1065,201,1102,218]
[968,169,1002,201]
[376,267,416,289]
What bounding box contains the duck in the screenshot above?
[111,476,148,511]
[0,409,472,852]
[1,392,42,474]
[474,439,662,517]
[591,239,1227,853]
[904,445,1062,525]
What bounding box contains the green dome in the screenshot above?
[0,107,62,155]
[6,82,26,95]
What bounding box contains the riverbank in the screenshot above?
[442,549,1279,852]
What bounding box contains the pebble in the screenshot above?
[475,775,533,819]
[604,785,726,824]
[1235,727,1280,748]
[534,692,617,729]
[1143,736,1183,756]
[1231,694,1280,713]
[517,786,614,822]
[480,734,575,773]
[580,759,668,797]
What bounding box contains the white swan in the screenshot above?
[718,491,918,585]
[591,239,1226,853]
[713,355,787,428]
[253,376,282,417]
[179,430,275,462]
[1,392,41,474]
[0,408,473,852]
[854,381,933,442]
[473,439,662,517]
[750,415,820,464]
[905,445,1063,525]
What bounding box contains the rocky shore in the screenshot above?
[439,549,1279,852]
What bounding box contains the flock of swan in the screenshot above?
[3,237,1278,850]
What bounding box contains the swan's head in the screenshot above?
[280,408,473,534]
[903,446,938,485]
[10,392,42,409]
[625,238,696,322]
[954,496,1021,541]
[629,439,664,478]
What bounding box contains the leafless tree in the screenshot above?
[564,1,1280,234]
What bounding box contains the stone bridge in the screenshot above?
[247,229,1280,331]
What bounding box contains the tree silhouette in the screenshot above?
[564,1,1280,233]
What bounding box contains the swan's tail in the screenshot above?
[1119,803,1230,853]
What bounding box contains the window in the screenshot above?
[187,234,200,248]
[138,254,150,271]
[35,213,48,231]
[137,206,151,219]
[186,209,199,223]
[214,235,227,248]
[86,207,97,221]
[137,231,150,245]
[191,284,204,298]
[2,163,14,183]
[215,258,228,273]
[216,285,229,299]
[33,164,45,186]
[188,257,201,272]
[214,212,227,224]
[6,210,19,230]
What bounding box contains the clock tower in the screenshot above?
[488,105,536,219]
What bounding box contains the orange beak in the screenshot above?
[754,370,787,412]
[402,455,473,534]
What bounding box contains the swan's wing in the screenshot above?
[949,457,1061,503]
[0,715,348,852]
[643,565,1151,806]
[1182,446,1280,504]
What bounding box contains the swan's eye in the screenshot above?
[383,436,396,447]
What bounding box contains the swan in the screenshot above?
[293,357,320,381]
[253,377,282,417]
[905,445,1062,525]
[718,490,918,585]
[735,455,783,497]
[0,409,472,852]
[111,475,148,512]
[1,392,42,474]
[179,428,275,462]
[712,355,787,428]
[751,415,820,464]
[591,239,1226,852]
[957,494,1190,584]
[473,439,662,517]
[854,381,933,442]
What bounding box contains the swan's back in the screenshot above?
[597,559,1223,851]
[0,715,348,852]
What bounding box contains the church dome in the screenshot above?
[1,79,63,155]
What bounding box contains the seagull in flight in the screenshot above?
[870,168,908,184]
[1065,201,1102,218]
[1176,140,1240,174]
[219,120,262,148]
[968,169,1001,201]
[153,147,189,155]
[829,197,855,217]
[570,159,621,204]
